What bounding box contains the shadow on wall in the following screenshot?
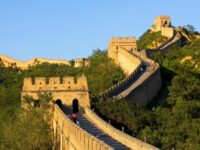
[55,99,62,109]
[72,99,79,113]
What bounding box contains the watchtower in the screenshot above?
[108,37,137,64]
[151,16,171,32]
[21,75,90,108]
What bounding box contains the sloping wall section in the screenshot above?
[104,37,161,107]
[53,104,113,150]
[84,108,159,150]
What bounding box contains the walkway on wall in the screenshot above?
[77,114,128,150]
[157,31,181,51]
[115,51,156,99]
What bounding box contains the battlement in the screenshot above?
[109,37,137,51]
[22,76,88,92]
[110,37,136,43]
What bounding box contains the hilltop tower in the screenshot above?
[151,16,171,31]
[151,16,173,38]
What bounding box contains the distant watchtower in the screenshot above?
[108,37,137,64]
[151,16,171,32]
[151,16,173,38]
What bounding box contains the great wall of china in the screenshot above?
[102,37,161,107]
[0,54,89,69]
[6,16,185,149]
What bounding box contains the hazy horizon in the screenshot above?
[1,0,199,61]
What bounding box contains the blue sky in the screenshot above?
[0,0,199,61]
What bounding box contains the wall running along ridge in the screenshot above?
[0,54,71,70]
[104,37,161,107]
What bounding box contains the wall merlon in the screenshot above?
[23,76,88,87]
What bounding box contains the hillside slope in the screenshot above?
[137,30,168,49]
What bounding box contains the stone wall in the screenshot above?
[84,108,160,150]
[117,48,142,75]
[106,39,161,107]
[108,37,137,65]
[160,27,174,38]
[101,62,142,97]
[125,67,161,107]
[0,54,71,70]
[53,104,113,150]
[21,76,90,107]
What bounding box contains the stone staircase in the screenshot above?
[77,114,129,150]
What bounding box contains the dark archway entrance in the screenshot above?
[163,20,168,27]
[55,99,62,109]
[72,99,79,113]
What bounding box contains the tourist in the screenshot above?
[71,113,77,123]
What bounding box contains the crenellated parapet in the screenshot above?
[21,75,90,107]
[22,76,88,92]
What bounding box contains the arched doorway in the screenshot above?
[72,99,79,113]
[55,99,62,109]
[163,20,168,27]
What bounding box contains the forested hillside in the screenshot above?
[0,50,124,149]
[137,29,168,49]
[95,39,200,149]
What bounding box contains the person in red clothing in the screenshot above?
[71,113,77,123]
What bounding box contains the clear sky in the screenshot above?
[0,0,199,61]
